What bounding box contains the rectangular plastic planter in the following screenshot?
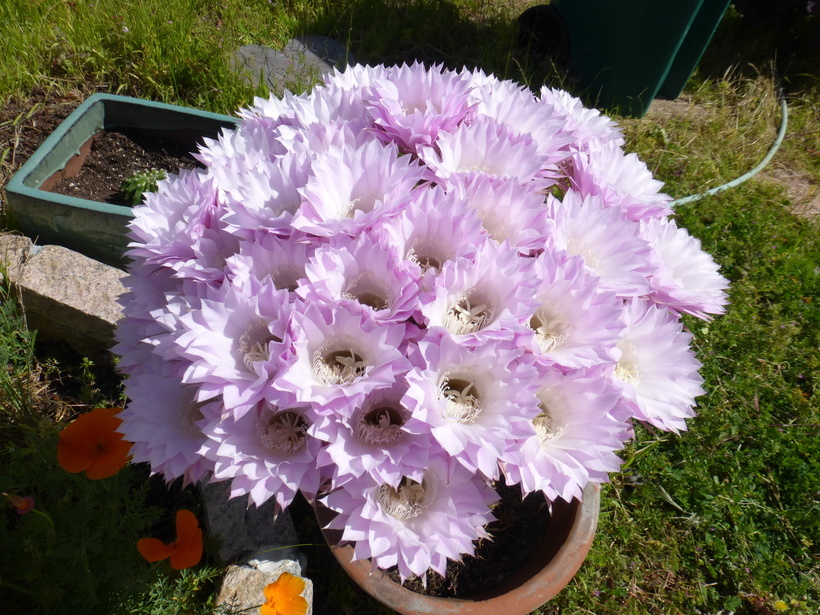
[5,93,238,268]
[549,0,732,117]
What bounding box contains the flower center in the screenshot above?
[179,400,206,437]
[438,376,483,423]
[615,340,641,386]
[238,318,279,371]
[342,193,378,218]
[342,275,390,311]
[533,390,567,446]
[354,397,406,446]
[566,237,601,273]
[339,197,359,218]
[272,265,302,292]
[406,237,449,273]
[258,409,309,455]
[529,303,571,353]
[313,344,369,385]
[273,199,301,217]
[377,474,437,521]
[211,253,228,272]
[459,161,492,175]
[481,215,512,243]
[471,203,512,243]
[400,98,429,115]
[443,290,495,335]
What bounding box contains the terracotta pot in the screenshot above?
[317,482,600,615]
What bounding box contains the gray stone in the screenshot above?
[248,545,307,577]
[247,557,301,578]
[284,34,357,73]
[0,233,33,284]
[231,36,356,95]
[215,564,313,615]
[200,480,303,566]
[231,44,288,91]
[0,234,126,359]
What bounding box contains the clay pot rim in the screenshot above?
[317,482,601,615]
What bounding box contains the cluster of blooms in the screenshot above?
[114,63,728,582]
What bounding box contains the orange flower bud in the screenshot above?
[3,492,35,515]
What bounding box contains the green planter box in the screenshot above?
[5,93,238,268]
[548,0,732,117]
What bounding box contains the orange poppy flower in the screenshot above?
[57,407,131,479]
[260,572,308,615]
[3,492,35,515]
[137,509,204,570]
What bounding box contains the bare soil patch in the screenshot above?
[760,165,820,219]
[0,93,80,178]
[48,128,201,206]
[645,96,710,123]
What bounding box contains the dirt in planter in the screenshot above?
[49,128,203,206]
[384,478,552,599]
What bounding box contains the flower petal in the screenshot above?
[57,407,131,478]
[137,538,175,563]
[262,572,308,615]
[275,572,306,597]
[170,509,204,570]
[85,436,133,479]
[56,439,95,474]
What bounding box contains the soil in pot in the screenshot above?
[48,128,203,206]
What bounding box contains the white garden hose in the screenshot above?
[670,88,789,207]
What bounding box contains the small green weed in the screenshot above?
[120,168,167,205]
[118,566,229,615]
[0,282,38,419]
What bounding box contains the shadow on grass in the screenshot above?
[687,4,820,93]
[289,0,818,108]
[291,0,570,91]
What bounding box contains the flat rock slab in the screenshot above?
[216,562,313,615]
[0,233,125,358]
[0,233,33,283]
[232,36,356,95]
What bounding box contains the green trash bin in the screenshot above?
[547,0,732,117]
